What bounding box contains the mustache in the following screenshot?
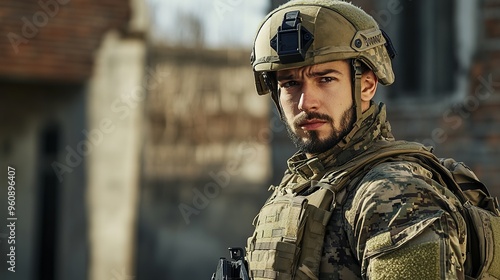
[293,112,333,126]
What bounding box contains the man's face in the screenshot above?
[277,60,355,155]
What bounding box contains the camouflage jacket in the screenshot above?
[249,103,467,280]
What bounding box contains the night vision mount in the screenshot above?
[270,10,314,64]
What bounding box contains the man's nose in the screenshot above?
[298,85,319,112]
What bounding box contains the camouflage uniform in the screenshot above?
[247,103,467,279]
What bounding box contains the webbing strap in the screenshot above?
[353,59,364,121]
[252,269,278,279]
[298,264,319,280]
[254,241,296,253]
[319,145,470,205]
[252,269,292,279]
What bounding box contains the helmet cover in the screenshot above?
[251,0,396,97]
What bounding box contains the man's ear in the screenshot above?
[361,70,378,103]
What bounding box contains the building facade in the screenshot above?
[0,1,148,279]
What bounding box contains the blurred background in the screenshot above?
[0,0,498,279]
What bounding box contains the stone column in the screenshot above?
[86,29,146,280]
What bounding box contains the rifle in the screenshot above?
[211,247,250,280]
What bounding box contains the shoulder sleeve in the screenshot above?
[344,161,467,280]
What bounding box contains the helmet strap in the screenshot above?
[272,89,284,119]
[264,71,284,118]
[352,59,364,122]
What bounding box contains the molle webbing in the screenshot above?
[246,190,334,280]
[247,195,307,279]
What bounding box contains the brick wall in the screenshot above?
[0,0,130,83]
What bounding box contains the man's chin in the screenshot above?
[287,126,342,154]
[297,138,340,154]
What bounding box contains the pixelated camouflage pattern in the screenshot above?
[336,160,467,279]
[247,102,468,279]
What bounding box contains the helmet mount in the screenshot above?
[270,10,314,64]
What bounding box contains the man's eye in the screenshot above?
[320,77,335,83]
[280,81,299,88]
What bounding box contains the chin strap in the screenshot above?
[352,59,364,122]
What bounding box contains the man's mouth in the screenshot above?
[298,119,327,130]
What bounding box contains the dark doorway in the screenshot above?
[36,122,61,280]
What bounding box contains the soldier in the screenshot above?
[245,0,469,279]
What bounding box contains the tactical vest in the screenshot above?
[246,142,500,280]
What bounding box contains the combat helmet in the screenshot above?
[251,0,396,120]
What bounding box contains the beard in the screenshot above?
[283,106,356,154]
